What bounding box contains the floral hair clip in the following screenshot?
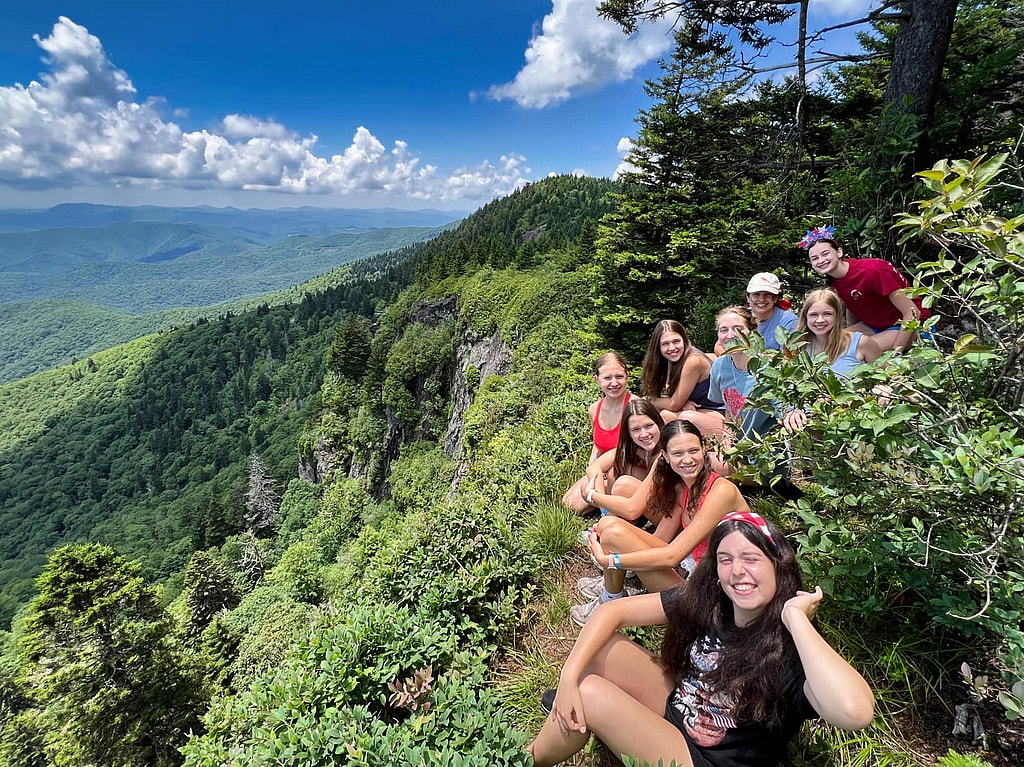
[719,510,777,551]
[797,225,835,250]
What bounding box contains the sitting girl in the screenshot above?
[800,225,930,353]
[571,420,748,625]
[783,288,882,433]
[562,353,634,513]
[527,513,875,767]
[641,319,725,435]
[710,306,777,448]
[714,273,797,354]
[574,399,665,520]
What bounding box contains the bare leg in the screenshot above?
[562,474,596,514]
[528,635,690,767]
[596,516,686,593]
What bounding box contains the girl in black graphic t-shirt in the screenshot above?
[527,513,874,767]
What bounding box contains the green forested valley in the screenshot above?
[0,219,453,382]
[2,3,1024,766]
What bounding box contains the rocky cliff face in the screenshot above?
[444,328,512,490]
[299,295,512,496]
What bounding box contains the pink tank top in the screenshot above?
[592,392,631,454]
[678,472,721,563]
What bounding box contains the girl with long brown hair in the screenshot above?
[571,420,747,625]
[641,319,726,435]
[528,514,874,767]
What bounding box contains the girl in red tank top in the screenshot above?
[562,353,633,514]
[575,420,751,621]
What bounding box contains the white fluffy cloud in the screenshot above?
[487,0,673,109]
[0,17,530,203]
[612,136,638,179]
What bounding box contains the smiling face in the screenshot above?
[658,330,687,363]
[716,311,751,352]
[807,241,843,276]
[595,361,628,399]
[716,531,778,626]
[746,291,777,322]
[626,413,660,452]
[804,300,837,340]
[664,431,704,483]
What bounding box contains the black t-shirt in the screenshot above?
[660,588,817,767]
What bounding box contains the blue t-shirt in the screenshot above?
[756,307,798,350]
[709,355,776,439]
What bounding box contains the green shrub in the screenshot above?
[388,443,456,516]
[521,501,582,563]
[182,605,529,767]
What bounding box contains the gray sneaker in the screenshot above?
[577,575,604,599]
[570,595,603,626]
[578,574,644,600]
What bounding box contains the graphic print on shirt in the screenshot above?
[668,632,738,747]
[722,387,747,425]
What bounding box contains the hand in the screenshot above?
[783,409,808,433]
[871,383,893,406]
[782,586,823,629]
[551,685,587,734]
[587,530,607,563]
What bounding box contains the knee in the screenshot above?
[596,516,632,548]
[610,476,639,497]
[578,674,607,716]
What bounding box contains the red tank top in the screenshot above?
[678,472,721,563]
[592,392,632,454]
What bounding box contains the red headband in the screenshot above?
[719,511,776,549]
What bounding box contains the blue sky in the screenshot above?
[0,1,873,211]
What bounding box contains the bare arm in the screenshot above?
[887,290,921,353]
[587,401,601,461]
[553,594,669,734]
[649,354,710,412]
[596,479,743,571]
[585,450,618,484]
[783,587,875,730]
[856,333,883,364]
[588,461,657,521]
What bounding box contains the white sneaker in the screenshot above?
[577,575,604,599]
[570,595,603,626]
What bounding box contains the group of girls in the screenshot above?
[528,228,924,766]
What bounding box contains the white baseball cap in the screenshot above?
[746,273,781,294]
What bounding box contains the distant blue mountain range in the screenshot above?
[0,203,463,382]
[0,202,466,239]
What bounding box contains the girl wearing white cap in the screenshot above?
[714,273,797,355]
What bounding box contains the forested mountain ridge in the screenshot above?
[0,221,452,382]
[0,175,616,627]
[0,176,619,767]
[0,244,417,625]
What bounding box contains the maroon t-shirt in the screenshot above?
[831,258,930,330]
